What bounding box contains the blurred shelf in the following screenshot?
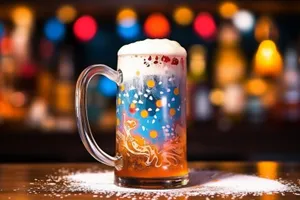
[0,122,300,162]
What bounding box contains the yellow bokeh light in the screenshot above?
[11,6,33,26]
[189,45,206,79]
[255,40,283,77]
[246,78,267,96]
[173,6,194,26]
[57,5,77,23]
[219,1,238,19]
[215,49,245,87]
[117,8,137,23]
[209,89,224,106]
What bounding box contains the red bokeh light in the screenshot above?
[20,62,37,78]
[144,13,170,38]
[194,13,216,39]
[73,15,97,41]
[40,38,54,59]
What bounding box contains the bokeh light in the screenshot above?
[117,8,137,23]
[55,82,74,113]
[98,76,117,97]
[218,23,240,46]
[246,78,268,96]
[255,16,278,42]
[39,38,54,59]
[57,4,77,23]
[173,6,194,26]
[10,92,26,107]
[261,85,277,108]
[1,57,15,74]
[219,1,238,19]
[0,36,12,55]
[144,13,170,38]
[73,15,98,41]
[254,40,283,77]
[223,85,245,115]
[210,89,224,106]
[21,62,37,78]
[215,49,245,87]
[44,18,65,42]
[117,21,140,40]
[189,45,206,79]
[233,10,254,32]
[194,12,216,39]
[117,8,140,40]
[0,23,5,38]
[11,6,33,27]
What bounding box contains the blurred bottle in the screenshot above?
[27,39,55,130]
[280,48,300,122]
[194,86,212,121]
[54,48,76,132]
[214,23,246,124]
[0,36,26,121]
[13,5,37,113]
[215,24,246,88]
[254,40,283,121]
[255,16,279,43]
[245,77,268,123]
[188,44,212,122]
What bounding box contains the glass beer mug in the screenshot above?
[75,39,188,188]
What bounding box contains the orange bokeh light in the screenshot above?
[144,13,170,38]
[219,1,238,19]
[1,37,13,55]
[246,78,268,96]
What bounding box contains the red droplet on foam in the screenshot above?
[180,57,185,69]
[148,56,152,61]
[161,56,170,63]
[180,58,184,65]
[155,56,158,60]
[154,61,158,64]
[171,58,179,65]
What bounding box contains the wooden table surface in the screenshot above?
[0,162,299,200]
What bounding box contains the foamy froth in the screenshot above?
[118,39,187,56]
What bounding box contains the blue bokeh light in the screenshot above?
[44,18,65,42]
[117,19,140,40]
[98,76,117,97]
[0,23,5,38]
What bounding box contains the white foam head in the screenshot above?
[118,39,187,56]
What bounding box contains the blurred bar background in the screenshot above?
[0,0,300,162]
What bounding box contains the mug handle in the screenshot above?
[75,64,122,167]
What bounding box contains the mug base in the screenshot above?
[114,174,189,189]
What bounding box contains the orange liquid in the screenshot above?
[115,128,188,178]
[116,162,188,178]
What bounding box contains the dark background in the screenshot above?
[0,0,300,163]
